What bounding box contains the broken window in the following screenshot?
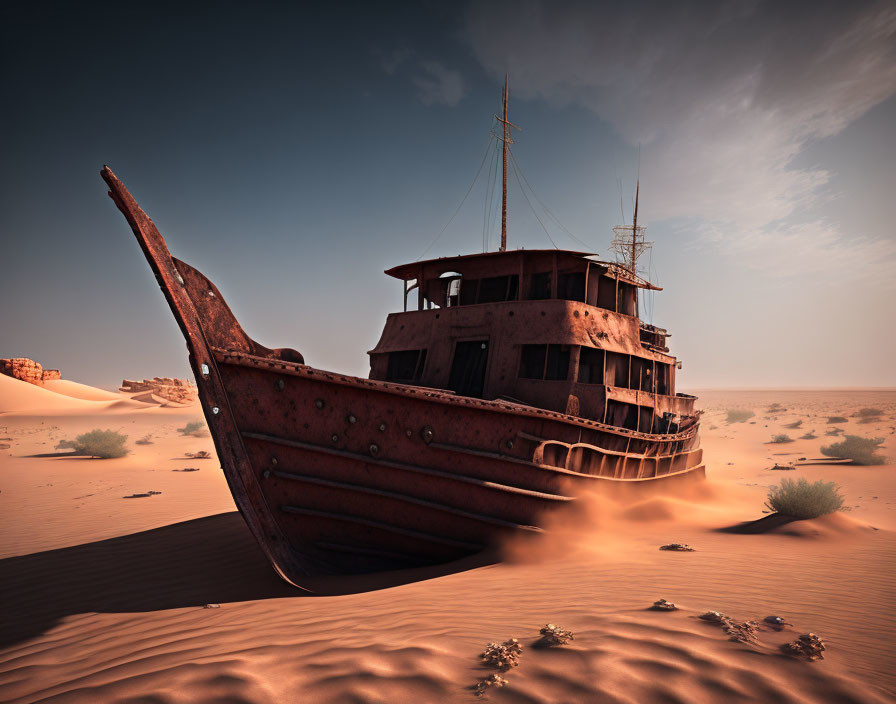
[519,344,570,381]
[478,274,519,303]
[597,276,616,311]
[558,271,585,302]
[529,271,552,300]
[577,347,605,384]
[386,349,427,382]
[519,344,547,379]
[605,351,629,388]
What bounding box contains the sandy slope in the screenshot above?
[41,380,124,402]
[0,385,894,703]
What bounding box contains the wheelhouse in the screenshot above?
[368,249,695,434]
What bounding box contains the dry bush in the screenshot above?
[821,435,886,465]
[799,432,818,440]
[765,478,844,519]
[855,408,883,424]
[178,420,208,437]
[726,409,754,424]
[827,416,848,424]
[783,419,803,429]
[56,429,129,459]
[769,434,794,444]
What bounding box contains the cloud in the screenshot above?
[376,47,411,75]
[465,0,896,275]
[414,60,467,106]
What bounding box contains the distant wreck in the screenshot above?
[101,77,702,586]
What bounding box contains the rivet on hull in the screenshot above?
[315,399,325,409]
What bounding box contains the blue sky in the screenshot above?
[2,1,894,389]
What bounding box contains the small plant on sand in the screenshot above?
[764,477,844,519]
[799,432,818,440]
[783,419,802,429]
[178,420,208,438]
[825,427,844,436]
[56,429,129,459]
[767,403,786,413]
[855,408,883,424]
[827,416,848,424]
[769,434,794,444]
[135,435,153,445]
[821,435,886,465]
[726,409,754,424]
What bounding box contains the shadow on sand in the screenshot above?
[0,512,494,650]
[715,513,800,534]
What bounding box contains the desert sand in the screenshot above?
[1,378,894,703]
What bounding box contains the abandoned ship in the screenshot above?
[101,78,702,586]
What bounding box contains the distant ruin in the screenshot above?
[0,358,61,386]
[120,377,197,404]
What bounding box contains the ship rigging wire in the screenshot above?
[508,149,592,251]
[508,150,559,249]
[416,133,496,262]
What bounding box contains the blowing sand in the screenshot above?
[1,380,894,703]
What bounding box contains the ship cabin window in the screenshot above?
[605,351,629,388]
[577,347,605,384]
[529,271,552,300]
[606,400,639,430]
[386,349,427,383]
[617,281,637,316]
[656,362,671,395]
[458,274,519,305]
[439,272,462,307]
[519,344,570,381]
[558,271,586,302]
[597,276,616,311]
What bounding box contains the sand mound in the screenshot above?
[720,511,877,537]
[0,374,99,414]
[42,379,122,402]
[0,374,149,415]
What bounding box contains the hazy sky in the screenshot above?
[2,1,894,390]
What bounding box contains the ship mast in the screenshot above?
[611,178,652,277]
[495,73,520,252]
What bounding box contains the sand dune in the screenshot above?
[0,388,893,703]
[42,379,122,402]
[0,374,149,415]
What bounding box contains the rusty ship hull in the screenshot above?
[102,167,703,586]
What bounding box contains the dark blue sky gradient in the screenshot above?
[2,1,894,388]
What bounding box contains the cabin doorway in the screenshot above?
[448,340,489,398]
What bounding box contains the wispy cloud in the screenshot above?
[413,60,466,106]
[375,47,411,75]
[465,0,896,275]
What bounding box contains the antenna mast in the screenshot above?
[494,73,520,251]
[610,179,652,277]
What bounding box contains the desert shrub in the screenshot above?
[769,434,794,444]
[726,409,755,424]
[765,478,844,519]
[825,427,843,436]
[855,408,883,424]
[57,429,128,458]
[827,416,847,424]
[783,420,803,429]
[178,420,208,437]
[799,432,818,440]
[821,435,886,465]
[767,403,786,413]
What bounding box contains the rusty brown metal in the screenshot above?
[101,165,702,588]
